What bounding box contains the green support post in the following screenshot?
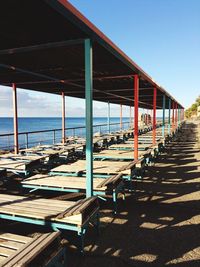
[85,39,93,197]
[162,95,166,138]
[107,101,110,133]
[168,98,171,135]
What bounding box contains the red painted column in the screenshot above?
[134,74,139,160]
[120,104,122,130]
[62,92,65,144]
[153,87,157,145]
[172,101,175,131]
[12,83,19,154]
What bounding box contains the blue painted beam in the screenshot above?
[162,95,166,138]
[107,101,110,133]
[168,98,171,135]
[85,39,93,197]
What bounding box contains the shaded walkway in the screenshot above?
[69,121,200,267]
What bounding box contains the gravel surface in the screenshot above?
[68,121,200,267]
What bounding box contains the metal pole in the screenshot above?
[129,106,132,128]
[85,39,93,198]
[178,105,180,126]
[168,98,171,135]
[172,101,175,131]
[175,102,178,128]
[12,83,19,154]
[120,104,122,130]
[134,75,139,160]
[153,87,157,145]
[107,101,110,133]
[62,92,65,144]
[162,95,166,138]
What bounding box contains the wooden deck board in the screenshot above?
[22,174,107,191]
[109,143,152,149]
[0,194,98,226]
[93,149,147,159]
[51,160,135,175]
[0,160,27,171]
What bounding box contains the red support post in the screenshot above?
[12,83,19,154]
[120,104,122,130]
[62,92,65,144]
[153,87,157,145]
[134,74,139,160]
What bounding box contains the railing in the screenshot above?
[0,121,131,151]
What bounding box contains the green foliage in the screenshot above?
[185,95,200,118]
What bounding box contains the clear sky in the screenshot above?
[0,0,199,117]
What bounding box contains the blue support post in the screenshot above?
[107,101,110,133]
[162,95,166,138]
[168,98,171,135]
[85,39,93,197]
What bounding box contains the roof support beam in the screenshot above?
[107,102,110,133]
[168,98,171,135]
[162,95,166,138]
[120,104,122,130]
[0,63,84,89]
[12,83,19,154]
[134,75,139,160]
[153,88,157,145]
[62,92,66,144]
[85,39,93,198]
[0,39,85,55]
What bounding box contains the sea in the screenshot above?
[0,117,130,150]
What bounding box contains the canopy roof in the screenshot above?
[0,0,183,109]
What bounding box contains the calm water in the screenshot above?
[0,117,130,149]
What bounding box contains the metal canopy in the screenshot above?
[0,0,183,109]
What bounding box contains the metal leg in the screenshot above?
[113,190,117,214]
[78,228,86,254]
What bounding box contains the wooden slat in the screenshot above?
[0,247,16,257]
[0,233,31,243]
[0,255,7,263]
[0,194,98,226]
[51,160,133,175]
[22,174,106,191]
[0,239,24,250]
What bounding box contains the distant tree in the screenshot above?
[185,95,200,118]
[195,95,200,106]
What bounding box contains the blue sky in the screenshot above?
[0,0,199,117]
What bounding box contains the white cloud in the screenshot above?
[0,86,132,118]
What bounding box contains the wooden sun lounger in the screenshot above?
[50,159,137,178]
[0,232,66,267]
[109,143,152,151]
[0,154,47,162]
[93,149,151,165]
[0,158,42,177]
[49,160,143,187]
[22,173,125,213]
[0,194,99,253]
